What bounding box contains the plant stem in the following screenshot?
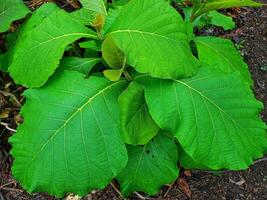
[121,56,132,81]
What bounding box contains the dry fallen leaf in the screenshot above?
[177,177,192,198]
[184,170,192,177]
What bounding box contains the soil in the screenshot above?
[0,4,267,200]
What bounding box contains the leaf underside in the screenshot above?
[10,71,128,197]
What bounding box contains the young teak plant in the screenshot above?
[0,0,266,198]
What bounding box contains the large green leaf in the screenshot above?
[103,0,199,79]
[0,0,30,33]
[117,133,179,196]
[139,69,267,170]
[8,3,98,88]
[118,82,159,145]
[10,71,128,197]
[59,57,101,75]
[194,36,253,85]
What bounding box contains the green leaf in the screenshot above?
[8,3,98,88]
[79,40,101,51]
[101,7,122,35]
[192,0,261,19]
[208,11,235,30]
[80,0,107,17]
[59,57,101,75]
[102,36,124,69]
[103,68,123,81]
[118,82,159,145]
[103,0,199,79]
[183,8,235,30]
[117,133,179,196]
[202,0,261,12]
[112,0,131,6]
[10,71,128,197]
[69,8,94,25]
[139,68,267,170]
[194,36,253,85]
[177,143,210,170]
[0,53,8,72]
[0,0,30,33]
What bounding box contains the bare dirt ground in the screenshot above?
[0,4,266,200]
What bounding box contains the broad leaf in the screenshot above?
[208,11,235,30]
[0,0,30,33]
[59,57,101,75]
[183,8,235,30]
[0,53,8,72]
[69,8,94,25]
[80,0,107,17]
[103,0,199,79]
[192,0,261,19]
[10,71,128,197]
[117,133,179,196]
[139,68,267,170]
[177,143,210,170]
[112,0,131,6]
[102,37,124,69]
[79,40,101,51]
[8,3,98,88]
[118,82,159,145]
[80,0,107,29]
[103,68,123,81]
[194,36,253,85]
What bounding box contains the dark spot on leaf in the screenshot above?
[146,149,150,154]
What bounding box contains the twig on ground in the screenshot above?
[0,187,23,193]
[0,181,16,189]
[110,182,124,199]
[0,122,17,132]
[254,157,267,164]
[163,181,176,197]
[134,192,154,200]
[0,91,21,107]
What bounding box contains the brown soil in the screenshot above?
[0,5,267,200]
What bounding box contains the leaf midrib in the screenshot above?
[196,38,236,70]
[18,33,98,54]
[106,29,186,44]
[30,80,124,162]
[175,79,247,133]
